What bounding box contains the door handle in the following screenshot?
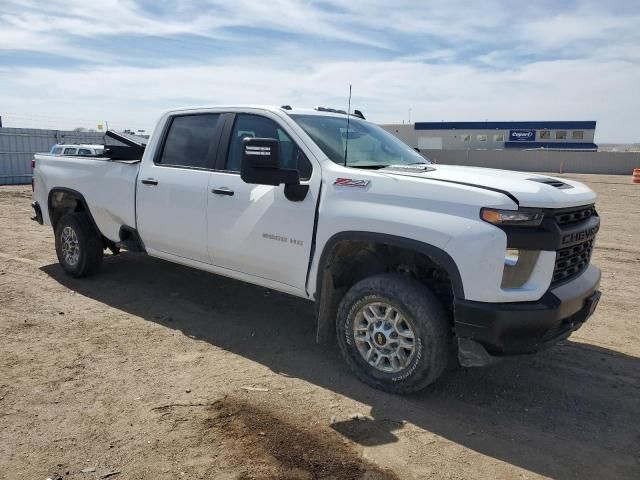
[212,187,234,196]
[141,179,158,186]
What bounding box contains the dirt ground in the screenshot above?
[0,174,639,480]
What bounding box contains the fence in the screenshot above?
[0,128,110,185]
[420,149,640,175]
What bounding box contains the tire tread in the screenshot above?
[55,212,103,277]
[336,273,451,394]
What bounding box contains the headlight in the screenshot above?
[481,208,544,226]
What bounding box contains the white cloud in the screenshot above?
[2,55,638,141]
[0,0,638,141]
[0,0,391,51]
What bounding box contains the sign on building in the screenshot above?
[509,129,536,142]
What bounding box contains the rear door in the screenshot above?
[136,113,223,263]
[206,112,320,291]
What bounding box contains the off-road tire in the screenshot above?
[54,212,103,277]
[336,273,451,394]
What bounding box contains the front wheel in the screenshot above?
[336,274,451,394]
[54,212,103,277]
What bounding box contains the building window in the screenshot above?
[572,130,584,140]
[477,134,487,141]
[494,133,504,142]
[462,135,471,142]
[539,130,550,139]
[556,131,567,140]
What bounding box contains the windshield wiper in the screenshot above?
[348,164,388,169]
[347,161,431,170]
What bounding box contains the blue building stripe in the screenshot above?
[504,141,597,150]
[415,121,596,130]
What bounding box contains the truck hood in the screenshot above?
[380,164,596,208]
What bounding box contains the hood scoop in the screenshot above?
[528,177,573,189]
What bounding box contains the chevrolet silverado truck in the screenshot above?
[31,105,601,393]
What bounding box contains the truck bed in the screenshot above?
[33,153,139,242]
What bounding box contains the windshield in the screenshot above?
[291,114,430,168]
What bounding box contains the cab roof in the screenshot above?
[163,105,365,120]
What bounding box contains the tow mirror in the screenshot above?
[242,137,279,169]
[240,137,309,202]
[241,137,299,187]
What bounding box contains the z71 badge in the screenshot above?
[334,178,370,188]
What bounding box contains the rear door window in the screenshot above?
[78,148,92,155]
[157,114,221,169]
[225,114,312,180]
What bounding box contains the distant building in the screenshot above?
[381,121,597,151]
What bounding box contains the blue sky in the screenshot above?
[0,0,638,142]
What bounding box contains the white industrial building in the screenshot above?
[381,121,597,151]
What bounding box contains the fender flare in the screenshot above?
[47,187,102,235]
[313,231,465,343]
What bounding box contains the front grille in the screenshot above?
[550,204,598,285]
[554,205,595,226]
[553,238,594,284]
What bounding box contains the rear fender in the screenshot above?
[48,187,102,236]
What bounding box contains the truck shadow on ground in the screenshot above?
[42,253,640,480]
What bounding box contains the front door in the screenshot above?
[137,113,222,263]
[206,112,320,291]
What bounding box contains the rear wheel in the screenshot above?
[336,273,451,394]
[54,212,103,277]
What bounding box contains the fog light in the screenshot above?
[501,250,541,288]
[505,248,519,266]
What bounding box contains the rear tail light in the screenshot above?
[31,158,36,191]
[31,158,36,168]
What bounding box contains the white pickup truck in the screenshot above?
[31,105,601,393]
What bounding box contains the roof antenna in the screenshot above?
[344,84,352,167]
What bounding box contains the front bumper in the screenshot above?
[454,264,601,355]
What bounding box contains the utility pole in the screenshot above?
[408,108,412,124]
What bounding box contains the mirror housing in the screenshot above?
[240,137,300,186]
[240,137,309,202]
